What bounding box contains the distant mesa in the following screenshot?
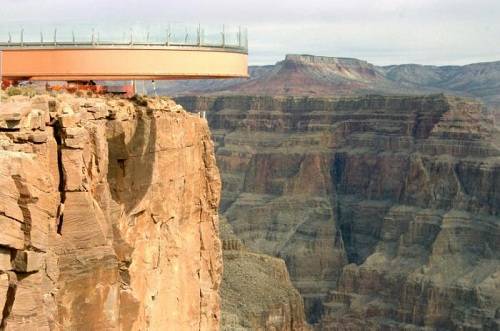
[156,54,500,111]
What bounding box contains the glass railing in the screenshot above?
[0,23,248,51]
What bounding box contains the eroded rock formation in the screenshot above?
[177,94,500,330]
[0,92,222,330]
[220,217,310,331]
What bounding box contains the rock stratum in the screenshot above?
[177,94,500,330]
[0,92,222,330]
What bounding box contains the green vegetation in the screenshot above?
[6,86,38,97]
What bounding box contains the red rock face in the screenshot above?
[0,93,222,330]
[177,94,500,330]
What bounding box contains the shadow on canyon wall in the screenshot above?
[106,111,157,214]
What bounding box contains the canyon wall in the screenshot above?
[0,92,222,330]
[177,94,500,330]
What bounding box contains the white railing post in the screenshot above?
[245,27,248,50]
[238,26,242,48]
[197,24,201,46]
[222,24,225,48]
[166,24,171,46]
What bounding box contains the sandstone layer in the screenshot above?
[177,94,500,330]
[0,91,222,330]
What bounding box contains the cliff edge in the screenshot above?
[0,91,222,330]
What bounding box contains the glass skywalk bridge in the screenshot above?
[0,23,248,81]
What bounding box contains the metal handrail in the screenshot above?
[0,24,248,52]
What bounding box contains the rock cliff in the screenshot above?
[0,91,222,330]
[177,94,500,330]
[220,217,310,331]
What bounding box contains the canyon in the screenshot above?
[0,53,498,331]
[176,93,500,330]
[0,92,222,330]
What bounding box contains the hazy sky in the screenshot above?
[1,0,499,65]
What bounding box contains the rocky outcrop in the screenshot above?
[220,218,310,331]
[177,94,500,330]
[0,92,222,330]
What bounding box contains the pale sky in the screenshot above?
[1,0,499,65]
